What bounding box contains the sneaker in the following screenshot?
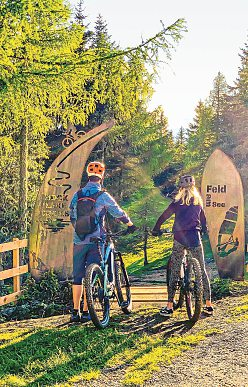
[159,307,173,317]
[70,310,81,323]
[81,312,91,323]
[203,306,214,315]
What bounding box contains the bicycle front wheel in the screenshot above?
[114,253,132,314]
[85,263,110,329]
[77,130,86,137]
[185,258,203,323]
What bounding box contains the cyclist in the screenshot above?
[152,175,213,316]
[69,161,136,322]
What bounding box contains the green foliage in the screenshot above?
[124,236,172,276]
[211,278,232,299]
[0,271,72,322]
[184,100,216,178]
[236,41,248,106]
[119,186,174,274]
[211,278,248,300]
[0,0,186,238]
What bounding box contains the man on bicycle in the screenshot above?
[152,175,213,316]
[69,161,136,322]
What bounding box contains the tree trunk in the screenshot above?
[118,167,123,200]
[19,123,28,237]
[143,227,149,266]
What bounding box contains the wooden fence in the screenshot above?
[0,238,28,306]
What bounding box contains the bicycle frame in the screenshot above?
[99,239,115,298]
[97,231,130,306]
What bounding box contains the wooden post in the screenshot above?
[12,238,20,293]
[143,227,149,266]
[246,244,248,273]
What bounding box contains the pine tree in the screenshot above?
[236,41,248,106]
[74,0,92,51]
[175,126,187,162]
[75,0,87,27]
[208,72,228,142]
[91,14,113,50]
[184,101,216,177]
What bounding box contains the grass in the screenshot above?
[0,311,222,387]
[228,294,248,322]
[1,286,247,387]
[124,235,172,276]
[110,328,221,386]
[211,278,248,300]
[0,323,137,387]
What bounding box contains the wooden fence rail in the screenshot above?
[0,238,28,306]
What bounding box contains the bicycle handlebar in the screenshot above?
[106,227,173,238]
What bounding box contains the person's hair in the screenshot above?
[174,186,203,207]
[88,175,101,182]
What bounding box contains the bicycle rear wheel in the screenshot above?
[62,137,73,148]
[114,252,132,314]
[185,257,203,322]
[85,263,110,329]
[166,258,184,310]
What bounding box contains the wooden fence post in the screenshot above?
[12,237,20,294]
[0,238,28,306]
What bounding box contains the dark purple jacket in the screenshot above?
[153,200,207,247]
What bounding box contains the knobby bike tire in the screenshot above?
[185,257,203,323]
[114,252,132,314]
[166,258,184,310]
[85,263,110,329]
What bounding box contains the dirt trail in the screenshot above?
[85,290,248,387]
[146,296,248,387]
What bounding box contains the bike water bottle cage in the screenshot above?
[179,175,195,188]
[75,190,104,239]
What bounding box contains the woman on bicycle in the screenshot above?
[152,175,213,316]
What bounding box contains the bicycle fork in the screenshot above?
[115,251,130,288]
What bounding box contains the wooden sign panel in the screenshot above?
[29,120,114,280]
[201,149,245,280]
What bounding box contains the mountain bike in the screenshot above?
[167,246,203,323]
[62,128,86,148]
[84,230,132,329]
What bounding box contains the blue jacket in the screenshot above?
[69,181,130,244]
